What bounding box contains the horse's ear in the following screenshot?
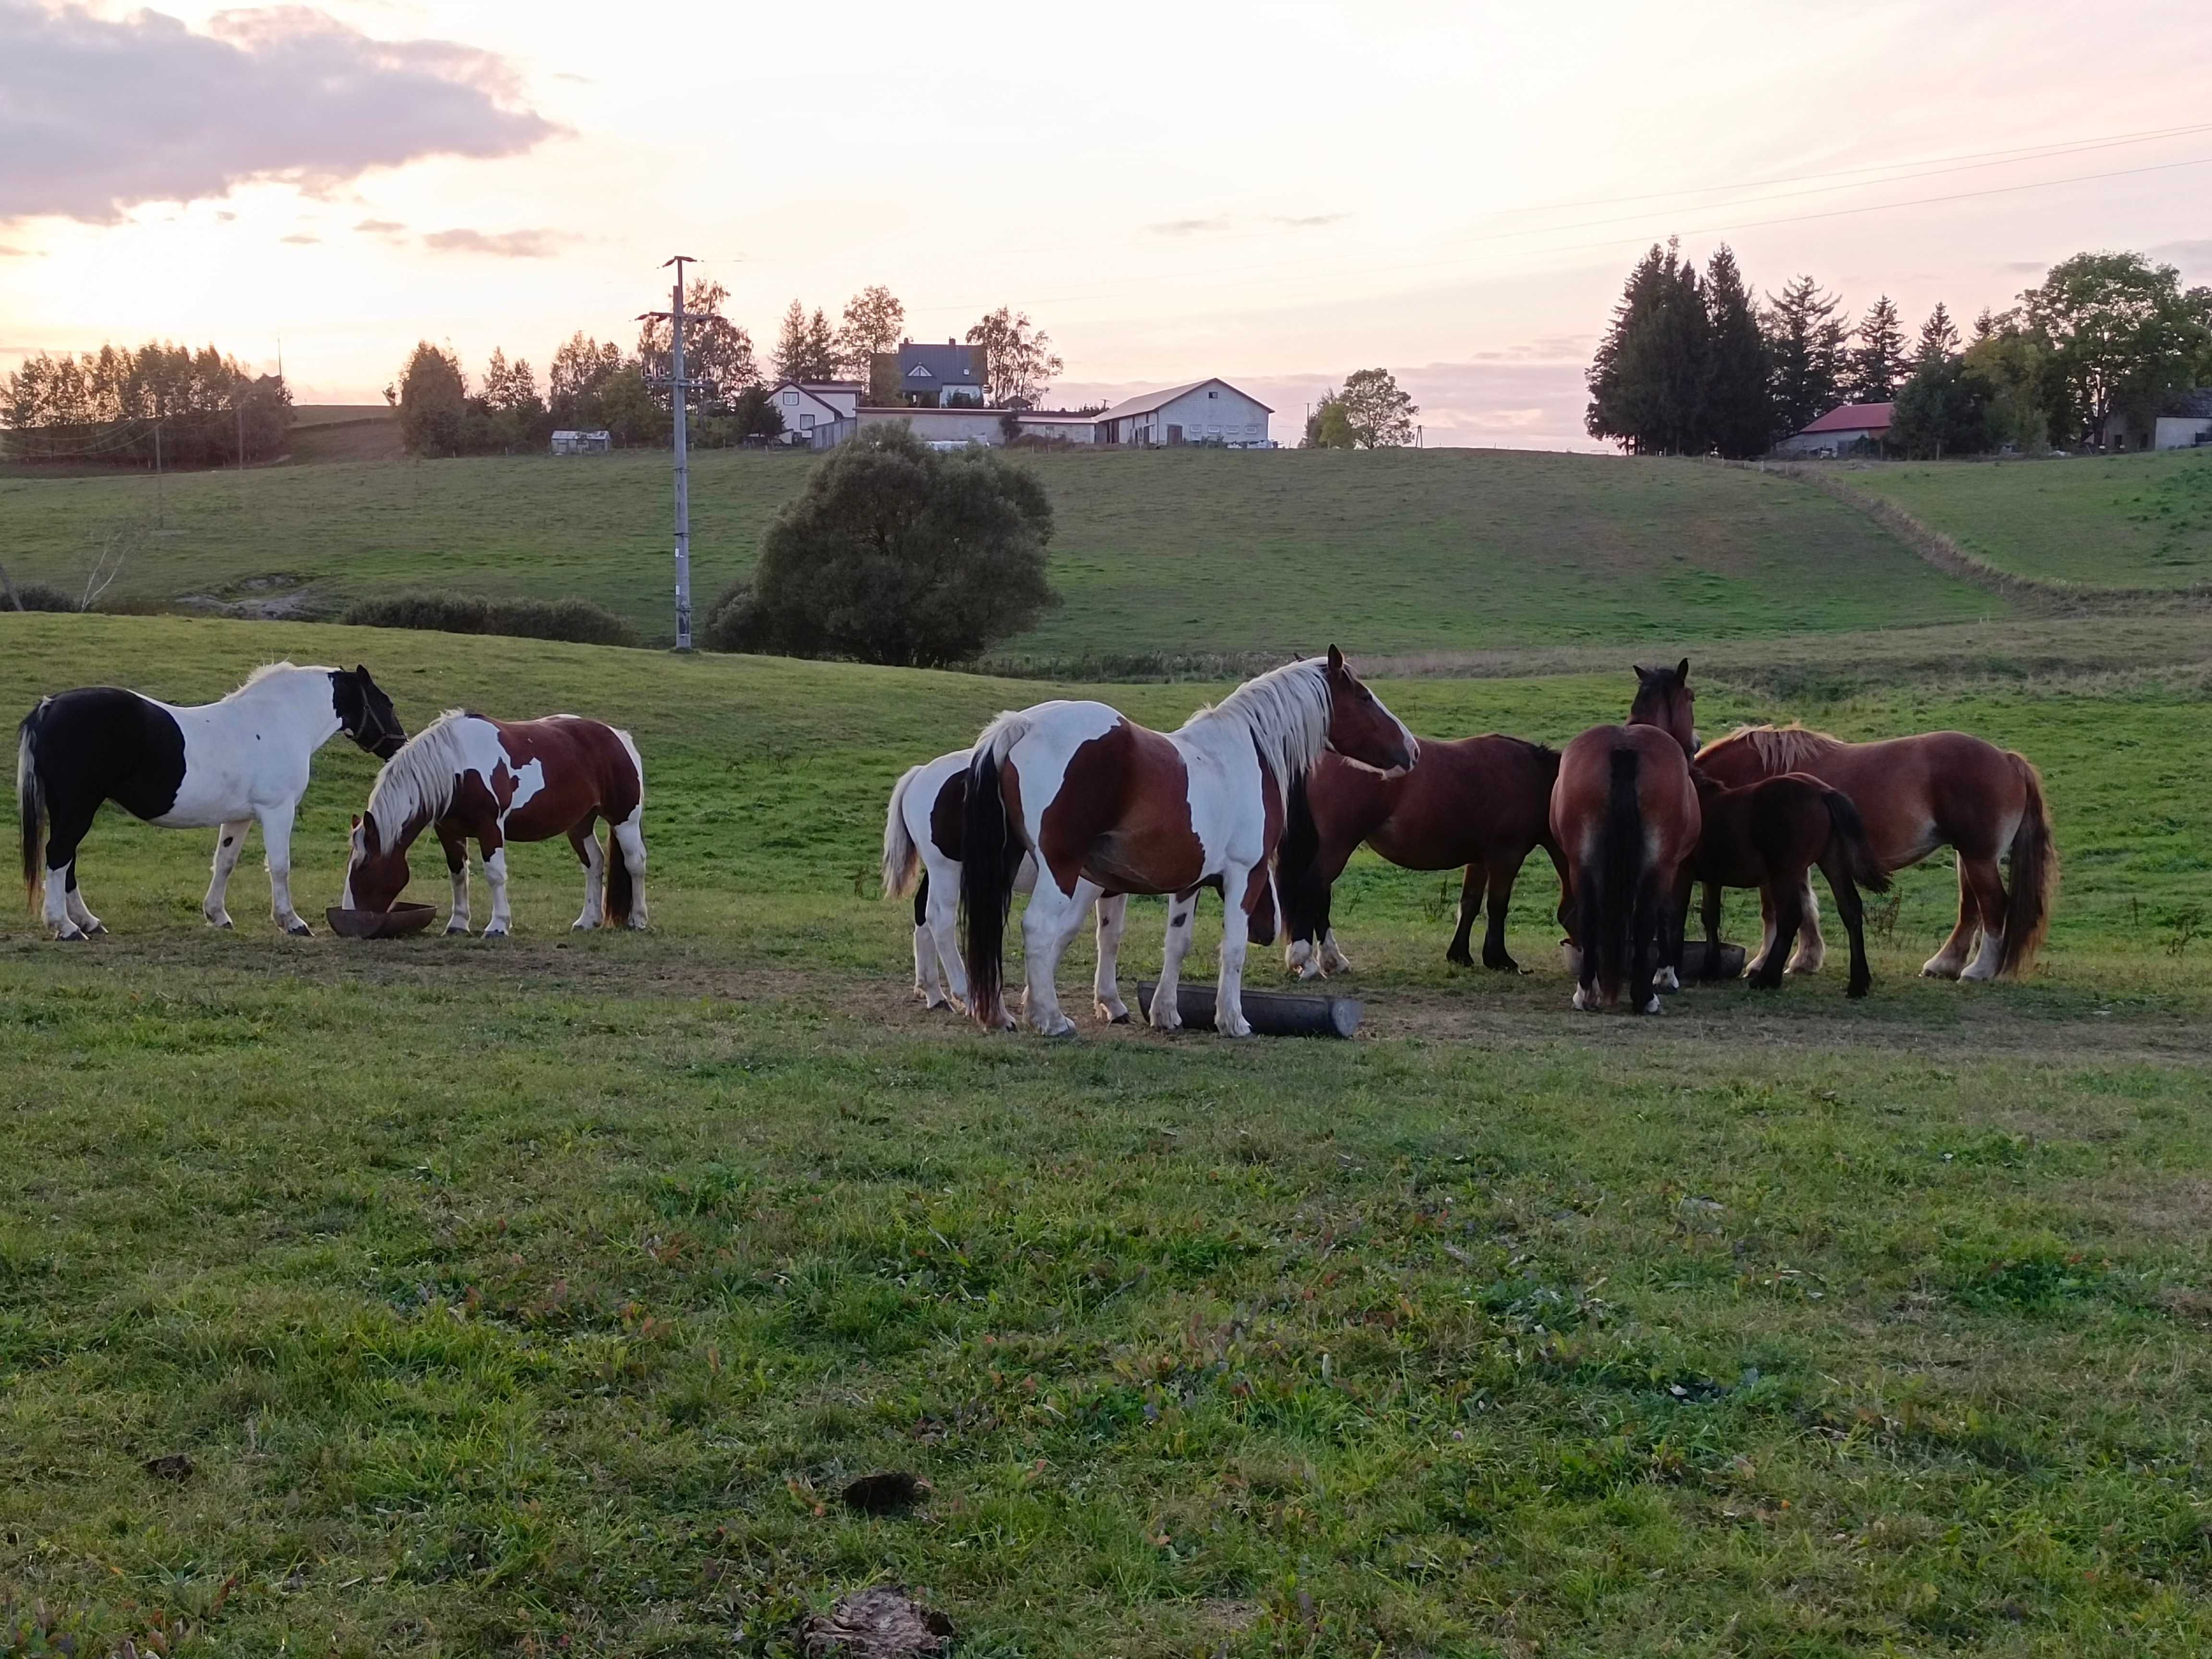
[1677,658,1691,682]
[1327,644,1344,673]
[1633,663,1650,679]
[349,814,360,830]
[356,664,372,681]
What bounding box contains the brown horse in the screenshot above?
[961,649,1416,1037]
[1694,723,2056,981]
[1551,701,1701,1013]
[1688,771,1891,998]
[343,710,647,935]
[1275,736,1565,978]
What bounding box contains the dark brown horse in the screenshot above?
[1695,723,2056,981]
[1688,771,1891,997]
[1551,679,1702,1013]
[1275,736,1565,978]
[343,710,647,935]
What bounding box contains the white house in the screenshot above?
[769,380,861,445]
[1095,379,1272,446]
[2099,389,2212,452]
[1772,401,1894,458]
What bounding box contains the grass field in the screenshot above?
[1841,449,2212,591]
[0,448,2003,659]
[5,613,2212,1656]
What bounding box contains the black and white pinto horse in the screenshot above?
[882,746,1124,1014]
[18,662,404,938]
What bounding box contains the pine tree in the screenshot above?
[1916,301,1960,364]
[1972,307,1997,342]
[1763,275,1846,437]
[1702,244,1771,458]
[1586,239,1709,454]
[1587,243,1671,450]
[1847,296,1909,403]
[773,302,840,383]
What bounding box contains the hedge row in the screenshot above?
[340,592,640,647]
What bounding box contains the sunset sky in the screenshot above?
[4,0,2210,447]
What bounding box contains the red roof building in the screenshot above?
[1776,400,1893,456]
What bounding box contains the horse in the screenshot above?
[1551,661,1703,1012]
[1275,736,1566,979]
[960,647,1416,1038]
[1687,770,1891,998]
[882,747,1125,1015]
[342,710,646,936]
[1694,722,2056,981]
[17,662,404,939]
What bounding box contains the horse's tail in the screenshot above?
[17,702,46,911]
[960,712,1030,1027]
[603,727,644,926]
[1999,752,2057,976]
[1593,744,1646,994]
[882,761,926,900]
[1274,770,1322,950]
[1820,788,1891,895]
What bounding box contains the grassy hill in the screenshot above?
[0,447,2000,659]
[5,612,2212,1653]
[1839,446,2212,589]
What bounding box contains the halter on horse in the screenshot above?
[344,710,647,936]
[960,647,1416,1038]
[18,662,403,938]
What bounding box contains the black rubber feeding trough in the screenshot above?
[325,902,437,940]
[1677,940,1748,981]
[1136,981,1361,1038]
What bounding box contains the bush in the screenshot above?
[701,424,1056,666]
[341,592,640,647]
[5,582,82,612]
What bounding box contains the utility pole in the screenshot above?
[641,254,705,650]
[236,399,245,472]
[154,418,164,529]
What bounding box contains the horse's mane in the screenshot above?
[1184,656,1334,784]
[231,661,330,695]
[1699,721,1842,770]
[365,709,475,835]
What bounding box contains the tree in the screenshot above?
[1962,324,2050,452]
[1336,367,1419,447]
[1301,396,1359,449]
[637,278,758,405]
[1972,307,1997,342]
[2,340,289,466]
[773,301,841,383]
[1586,240,1708,454]
[481,348,536,411]
[1702,245,1771,458]
[837,286,907,401]
[1917,302,1960,364]
[702,424,1057,667]
[479,348,549,452]
[395,341,470,457]
[1764,274,1847,438]
[2020,251,2212,447]
[1889,355,1991,458]
[1846,295,1909,403]
[549,333,624,427]
[965,307,1064,408]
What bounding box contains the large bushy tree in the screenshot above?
[636,278,759,404]
[1586,240,1710,454]
[1763,275,1847,438]
[395,341,471,457]
[966,307,1063,408]
[1889,355,1992,458]
[837,286,907,402]
[2020,251,2212,445]
[703,424,1057,666]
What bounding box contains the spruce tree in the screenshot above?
[1702,244,1771,458]
[1763,275,1845,437]
[1917,301,1960,364]
[773,301,812,383]
[1848,296,1909,402]
[1586,239,1709,454]
[1586,243,1671,450]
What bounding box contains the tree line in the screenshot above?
[1587,241,2212,458]
[3,342,291,467]
[393,283,1066,458]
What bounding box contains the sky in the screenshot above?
[4,0,2212,449]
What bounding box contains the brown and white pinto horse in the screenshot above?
[1276,736,1566,977]
[343,710,647,935]
[1694,723,2056,981]
[961,648,1416,1038]
[1688,770,1891,998]
[1550,661,1703,1012]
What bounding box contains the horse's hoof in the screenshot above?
[1096,1002,1130,1024]
[444,925,469,937]
[1571,986,1593,1010]
[84,921,107,937]
[625,918,648,932]
[205,915,232,929]
[284,922,313,938]
[1219,1019,1253,1038]
[1032,1014,1077,1038]
[483,926,509,939]
[53,926,87,943]
[1642,996,1663,1015]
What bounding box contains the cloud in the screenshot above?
[421,227,573,258]
[355,217,409,236]
[1144,212,1346,238]
[0,1,558,224]
[280,232,319,244]
[1147,215,1234,237]
[1268,213,1346,230]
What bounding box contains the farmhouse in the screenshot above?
[889,341,986,407]
[2099,388,2212,452]
[769,380,861,446]
[1095,379,1273,447]
[1772,401,1894,458]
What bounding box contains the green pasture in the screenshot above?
[1842,448,2212,591]
[5,614,2212,1656]
[0,447,1998,659]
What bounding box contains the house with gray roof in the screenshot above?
[888,340,986,407]
[2100,388,2212,452]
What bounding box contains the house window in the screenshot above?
[800,413,815,430]
[1208,389,1218,398]
[783,391,798,406]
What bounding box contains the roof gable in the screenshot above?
[1097,377,1275,423]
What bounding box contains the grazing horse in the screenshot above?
[882,747,1124,1014]
[1688,771,1891,998]
[343,710,647,935]
[1552,661,1703,1012]
[1694,723,2056,981]
[1276,736,1566,978]
[17,662,404,938]
[960,647,1416,1038]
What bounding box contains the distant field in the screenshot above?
[1842,447,2212,589]
[0,447,1999,656]
[4,613,2212,1655]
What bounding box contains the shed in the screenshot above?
[1094,379,1273,446]
[1772,402,1893,458]
[550,430,612,456]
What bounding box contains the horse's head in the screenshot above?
[1321,644,1418,776]
[333,665,407,760]
[1628,659,1697,757]
[342,812,410,913]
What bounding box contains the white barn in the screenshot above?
[1096,379,1272,446]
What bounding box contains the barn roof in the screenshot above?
[1799,400,1895,434]
[1096,378,1274,422]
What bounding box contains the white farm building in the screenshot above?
[1095,379,1273,447]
